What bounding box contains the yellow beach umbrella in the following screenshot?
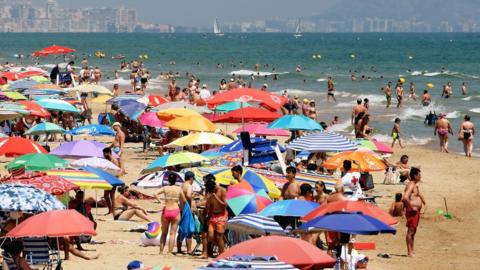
[71,84,113,95]
[323,151,386,172]
[91,94,113,104]
[166,132,233,147]
[33,84,62,90]
[157,108,201,121]
[3,91,27,100]
[164,115,216,132]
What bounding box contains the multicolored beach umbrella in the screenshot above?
[355,138,393,154]
[141,152,208,174]
[46,169,113,190]
[226,181,272,216]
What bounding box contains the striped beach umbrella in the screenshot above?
[226,181,272,216]
[227,214,286,236]
[46,169,113,190]
[202,255,298,269]
[287,132,357,152]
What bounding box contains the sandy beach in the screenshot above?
[0,102,471,270]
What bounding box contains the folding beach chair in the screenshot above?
[23,237,62,270]
[2,251,19,270]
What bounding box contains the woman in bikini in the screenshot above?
[155,174,186,254]
[113,186,152,222]
[459,115,475,157]
[434,113,453,153]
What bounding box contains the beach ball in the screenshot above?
[312,55,317,59]
[145,221,161,239]
[317,54,321,59]
[427,83,434,89]
[399,77,406,83]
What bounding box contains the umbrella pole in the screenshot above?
[95,190,98,218]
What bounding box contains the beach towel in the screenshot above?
[178,202,196,241]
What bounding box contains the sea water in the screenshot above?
[0,32,479,154]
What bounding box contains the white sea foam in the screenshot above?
[103,78,131,85]
[445,111,461,119]
[275,89,317,97]
[469,108,480,114]
[337,91,352,97]
[399,107,431,120]
[335,102,353,108]
[372,134,432,146]
[462,96,472,101]
[358,94,385,106]
[327,120,351,133]
[410,70,424,76]
[316,78,326,82]
[423,71,441,77]
[229,69,288,77]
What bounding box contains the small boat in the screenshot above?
[214,18,225,36]
[294,18,303,39]
[112,54,125,60]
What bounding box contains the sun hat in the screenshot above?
[127,260,143,270]
[112,122,122,127]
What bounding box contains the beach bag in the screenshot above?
[360,173,374,190]
[383,167,400,185]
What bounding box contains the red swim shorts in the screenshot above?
[405,209,420,229]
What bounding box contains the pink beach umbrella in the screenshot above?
[139,112,165,128]
[232,122,290,137]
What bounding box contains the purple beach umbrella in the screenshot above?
[50,140,109,159]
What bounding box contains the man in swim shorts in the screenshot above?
[205,179,227,255]
[327,77,336,102]
[434,113,453,153]
[111,122,125,156]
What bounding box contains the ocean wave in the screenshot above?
[103,78,131,85]
[399,104,446,120]
[409,70,479,79]
[357,94,385,105]
[445,111,461,119]
[462,96,472,101]
[469,108,480,114]
[316,78,326,82]
[327,120,351,133]
[335,102,354,108]
[372,134,432,146]
[40,63,81,69]
[275,89,318,97]
[229,69,289,77]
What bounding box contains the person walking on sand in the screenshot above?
[434,113,453,153]
[458,115,475,157]
[391,118,404,148]
[402,167,427,257]
[205,177,227,256]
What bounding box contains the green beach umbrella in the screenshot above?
[3,92,27,100]
[215,101,251,113]
[141,152,208,174]
[7,153,69,171]
[29,76,50,83]
[25,122,65,136]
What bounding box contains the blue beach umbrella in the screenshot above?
[106,95,143,104]
[117,99,146,119]
[227,213,286,236]
[25,122,65,135]
[37,99,80,113]
[8,80,38,90]
[81,166,125,187]
[0,184,65,213]
[259,199,320,217]
[299,211,396,235]
[287,132,358,152]
[268,115,323,131]
[215,101,251,112]
[67,124,115,136]
[220,137,285,153]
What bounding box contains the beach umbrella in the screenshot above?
[226,181,272,216]
[17,71,46,79]
[207,88,287,111]
[0,111,21,121]
[203,255,298,270]
[7,209,96,238]
[117,99,146,119]
[1,172,78,195]
[212,107,282,123]
[259,200,320,217]
[287,132,358,152]
[302,200,398,225]
[46,169,113,190]
[0,102,30,115]
[299,211,396,235]
[106,94,143,104]
[6,153,68,171]
[164,115,217,132]
[205,151,243,167]
[81,166,125,187]
[155,101,212,114]
[157,107,201,121]
[217,236,335,269]
[0,184,65,213]
[32,84,62,90]
[219,137,285,153]
[355,138,394,154]
[32,45,76,57]
[91,94,112,104]
[166,132,233,147]
[231,122,290,137]
[323,151,387,172]
[25,122,65,136]
[142,152,208,174]
[50,140,108,158]
[66,124,115,136]
[70,157,120,174]
[133,171,184,188]
[36,99,80,113]
[210,167,281,199]
[28,75,50,83]
[268,115,323,131]
[71,84,113,95]
[214,101,251,112]
[0,71,20,81]
[3,91,27,100]
[138,111,164,128]
[0,137,47,157]
[17,101,50,117]
[136,95,169,107]
[8,80,38,90]
[227,214,286,236]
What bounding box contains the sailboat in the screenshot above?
[294,18,303,38]
[214,18,225,36]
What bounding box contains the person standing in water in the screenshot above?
[327,77,337,102]
[434,113,453,153]
[458,115,475,157]
[384,81,392,108]
[396,82,404,108]
[409,82,417,101]
[391,118,405,148]
[421,90,431,107]
[461,82,467,95]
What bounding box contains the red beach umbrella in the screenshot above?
[212,107,282,123]
[7,209,96,238]
[0,71,20,81]
[302,200,398,225]
[0,137,47,157]
[2,172,79,195]
[207,88,287,111]
[147,95,169,107]
[218,236,335,269]
[17,100,51,117]
[32,45,76,57]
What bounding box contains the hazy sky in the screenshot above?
[33,0,333,26]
